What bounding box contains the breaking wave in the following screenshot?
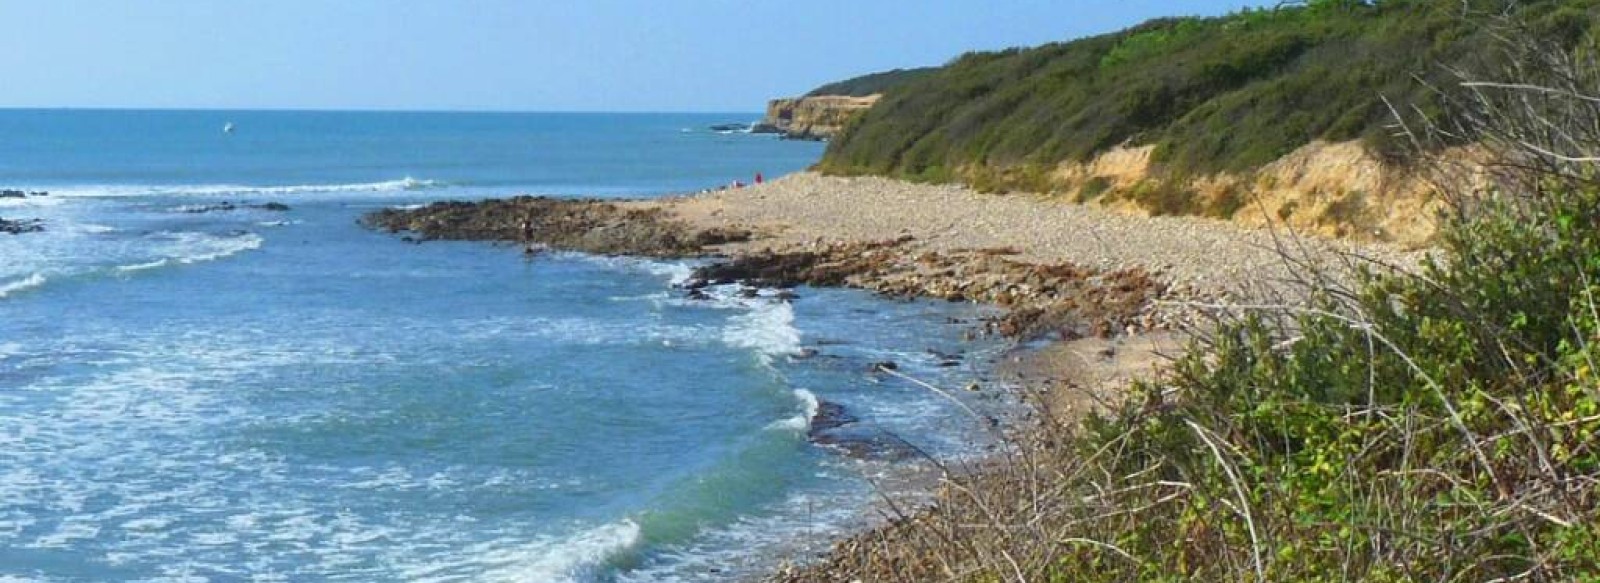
[43,177,443,199]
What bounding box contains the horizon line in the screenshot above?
[0,105,766,116]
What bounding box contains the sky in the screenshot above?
[0,1,1266,113]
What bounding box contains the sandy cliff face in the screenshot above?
[1040,140,1462,248]
[760,95,880,140]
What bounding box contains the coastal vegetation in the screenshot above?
[779,9,1600,582]
[803,67,938,97]
[816,0,1600,193]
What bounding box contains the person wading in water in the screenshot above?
[520,217,539,256]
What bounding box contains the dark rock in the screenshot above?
[869,361,898,372]
[773,290,800,301]
[0,217,44,234]
[0,189,24,199]
[809,400,858,433]
[708,123,751,132]
[810,429,919,461]
[737,287,760,299]
[359,196,726,258]
[679,278,709,290]
[255,202,291,211]
[804,401,917,460]
[685,289,713,301]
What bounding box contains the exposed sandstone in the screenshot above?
[757,95,880,140]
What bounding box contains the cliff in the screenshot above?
[813,0,1600,245]
[757,95,880,141]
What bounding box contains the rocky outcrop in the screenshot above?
[756,95,880,140]
[688,237,1166,340]
[360,197,751,257]
[0,217,44,234]
[177,201,292,214]
[363,198,1168,340]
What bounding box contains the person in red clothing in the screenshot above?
[755,172,764,185]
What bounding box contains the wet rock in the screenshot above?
[0,217,44,234]
[773,290,800,301]
[0,189,24,198]
[810,430,919,461]
[809,400,858,433]
[256,202,291,211]
[737,287,760,299]
[685,289,713,301]
[869,361,898,372]
[361,196,735,258]
[805,400,918,461]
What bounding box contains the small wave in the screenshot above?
[116,259,170,273]
[723,301,802,363]
[769,388,820,432]
[44,177,443,199]
[114,232,264,274]
[170,232,263,265]
[473,520,641,583]
[0,273,47,298]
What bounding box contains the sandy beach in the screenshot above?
[652,172,1424,298]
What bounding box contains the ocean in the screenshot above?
[0,110,1008,582]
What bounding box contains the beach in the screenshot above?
[366,169,1427,578]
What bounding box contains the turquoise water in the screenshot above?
[0,111,1007,581]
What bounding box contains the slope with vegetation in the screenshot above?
[778,6,1600,581]
[814,0,1600,244]
[803,67,938,97]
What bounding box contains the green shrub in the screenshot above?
[1076,176,1114,202]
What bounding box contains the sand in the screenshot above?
[652,172,1427,300]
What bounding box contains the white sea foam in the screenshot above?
[43,177,441,199]
[471,520,641,583]
[722,300,802,363]
[0,273,47,298]
[116,259,170,273]
[769,388,820,432]
[584,255,698,286]
[173,232,262,264]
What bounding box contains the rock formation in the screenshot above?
[755,95,880,140]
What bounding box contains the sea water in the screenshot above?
[0,110,1009,581]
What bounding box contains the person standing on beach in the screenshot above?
[755,172,763,185]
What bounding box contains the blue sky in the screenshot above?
[0,1,1264,112]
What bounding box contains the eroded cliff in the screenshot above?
[757,95,879,140]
